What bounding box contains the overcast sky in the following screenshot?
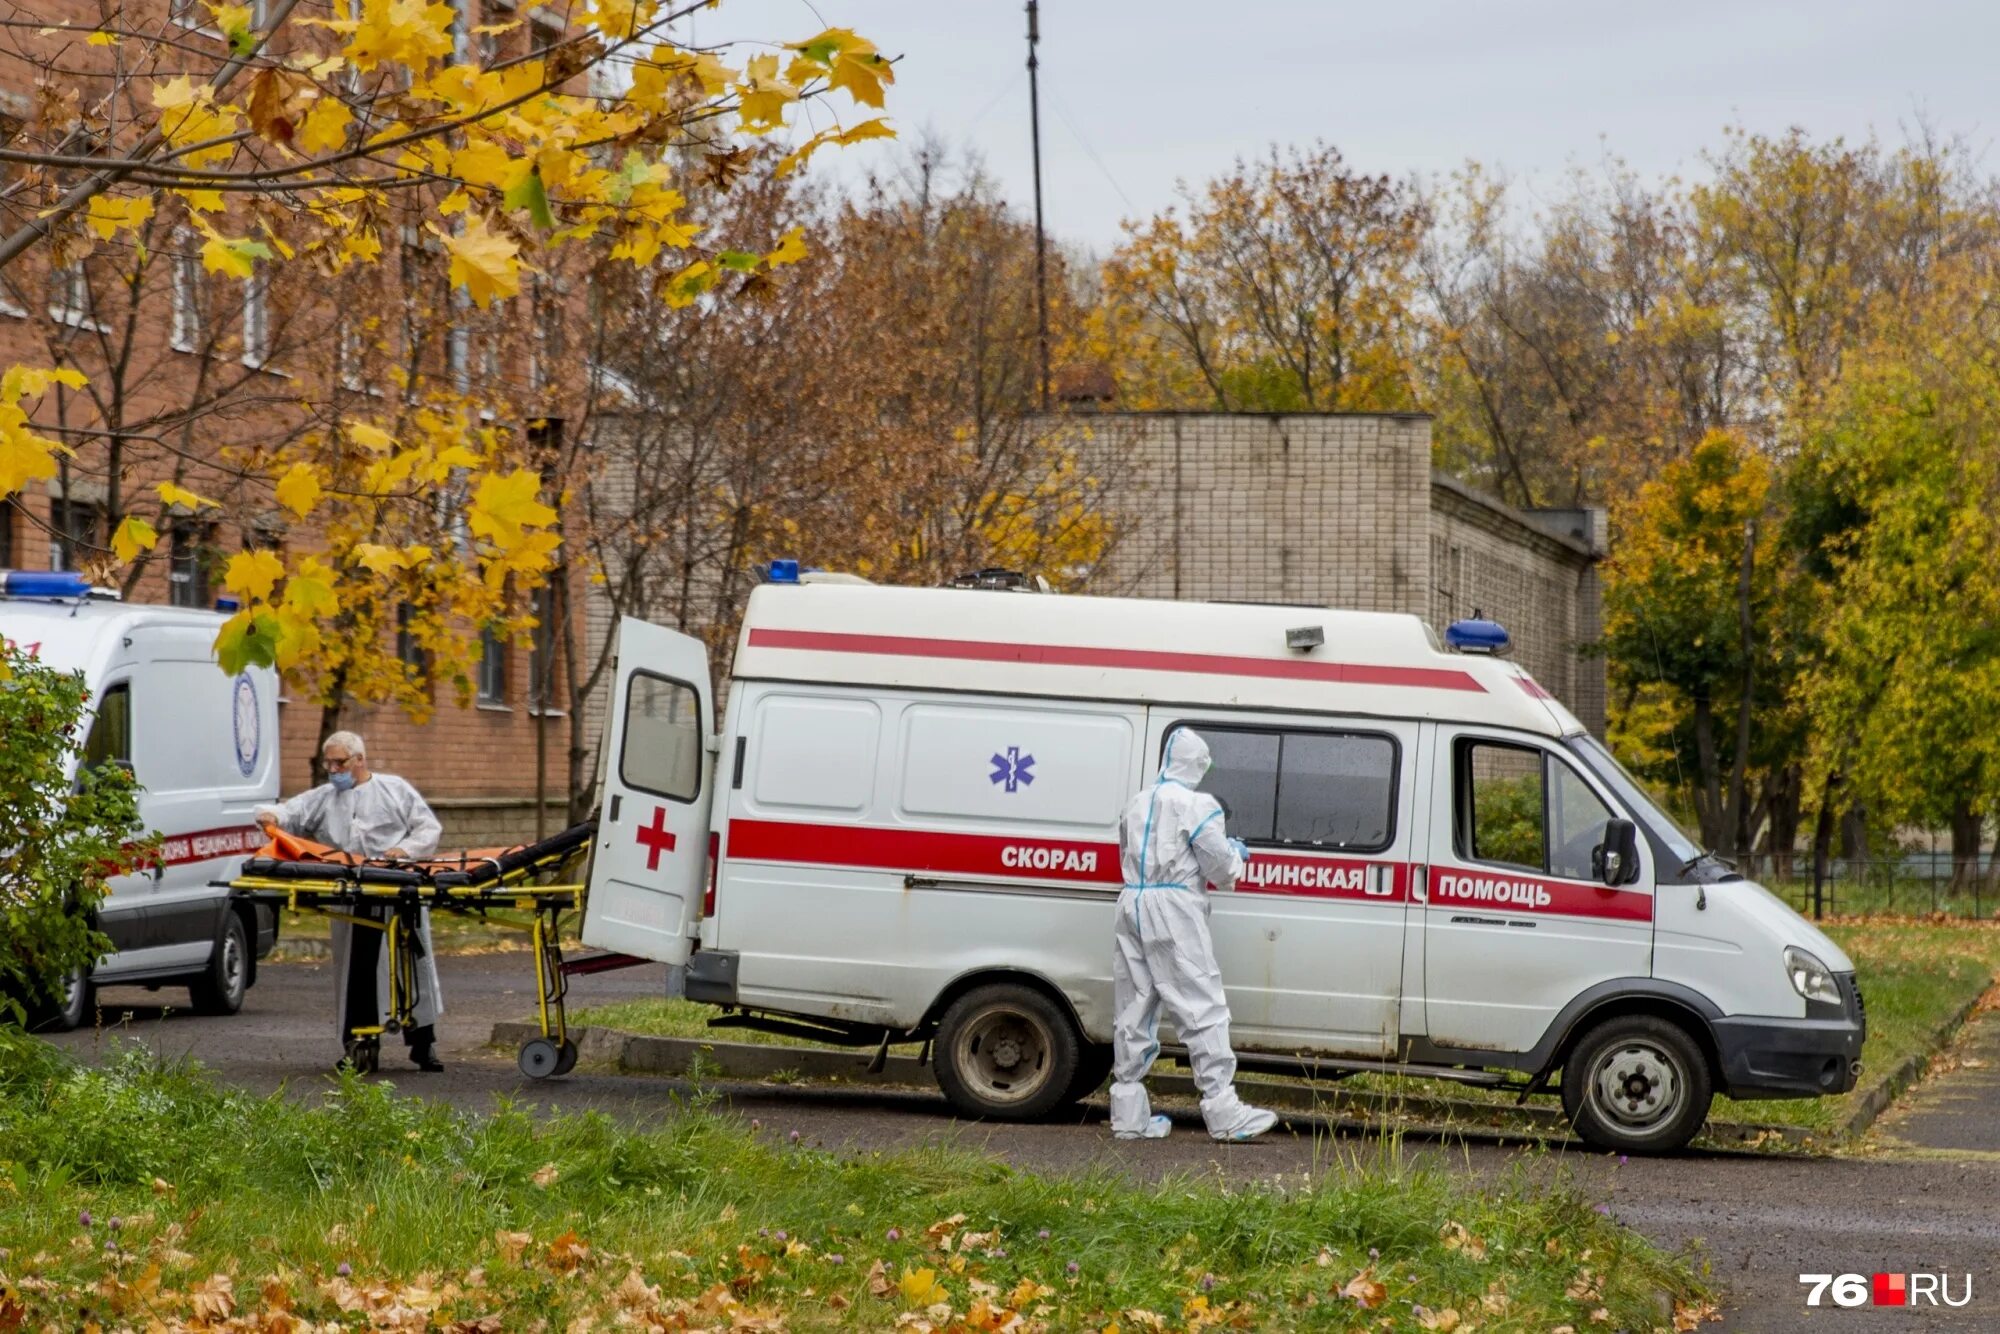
[690,1,1998,253]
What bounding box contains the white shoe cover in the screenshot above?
[1211,1106,1279,1142]
[1115,1114,1173,1141]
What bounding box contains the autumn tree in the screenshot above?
[0,0,896,689]
[1094,143,1427,412]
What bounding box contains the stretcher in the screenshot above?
[220,820,641,1078]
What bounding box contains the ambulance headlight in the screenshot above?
[1783,946,1840,1006]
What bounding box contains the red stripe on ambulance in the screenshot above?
[726,819,1122,884]
[1232,855,1410,902]
[1429,868,1652,922]
[136,824,264,871]
[746,629,1487,693]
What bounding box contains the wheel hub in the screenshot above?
[1592,1043,1680,1129]
[991,1036,1023,1069]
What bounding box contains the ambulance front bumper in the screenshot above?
[1711,972,1866,1100]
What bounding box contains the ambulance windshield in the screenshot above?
[1566,734,1702,866]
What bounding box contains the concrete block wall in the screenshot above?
[1087,413,1433,614]
[1428,474,1606,733]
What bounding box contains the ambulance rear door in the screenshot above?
[581,618,715,965]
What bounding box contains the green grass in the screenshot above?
[573,923,2000,1143]
[0,1030,1710,1331]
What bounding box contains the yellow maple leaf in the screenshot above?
[176,187,226,214]
[468,468,556,546]
[87,29,119,47]
[766,225,808,267]
[1,366,89,400]
[156,481,218,511]
[194,223,272,279]
[282,557,339,616]
[434,215,522,308]
[223,549,285,603]
[111,515,157,564]
[274,462,322,518]
[898,1268,947,1307]
[342,0,456,71]
[294,97,352,155]
[350,542,406,577]
[85,194,155,241]
[836,117,896,146]
[0,411,64,498]
[345,420,396,452]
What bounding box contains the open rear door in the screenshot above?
[581,617,715,965]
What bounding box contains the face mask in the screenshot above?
[329,770,356,793]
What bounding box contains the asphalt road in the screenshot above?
[43,954,2000,1332]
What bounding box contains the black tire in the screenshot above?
[933,983,1081,1121]
[344,1036,380,1074]
[1057,1042,1115,1108]
[1561,1014,1713,1154]
[190,912,250,1016]
[28,967,92,1033]
[552,1038,580,1076]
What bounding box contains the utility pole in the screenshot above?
[1026,0,1050,411]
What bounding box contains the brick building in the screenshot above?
[0,0,587,845]
[1086,412,1607,733]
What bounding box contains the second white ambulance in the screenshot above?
[581,572,1865,1153]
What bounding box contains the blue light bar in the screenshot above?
[214,596,241,613]
[1,570,91,599]
[1445,617,1511,654]
[765,559,800,584]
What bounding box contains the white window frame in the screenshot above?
[48,262,104,331]
[170,230,203,352]
[241,270,270,368]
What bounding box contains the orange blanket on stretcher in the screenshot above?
[259,829,527,870]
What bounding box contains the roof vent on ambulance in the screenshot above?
[946,568,1053,593]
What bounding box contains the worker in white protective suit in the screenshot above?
[1110,728,1280,1142]
[257,730,446,1072]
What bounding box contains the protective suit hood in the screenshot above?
[1159,729,1212,787]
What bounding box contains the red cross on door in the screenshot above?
[635,805,678,871]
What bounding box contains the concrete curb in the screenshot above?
[1837,988,1989,1141]
[487,1021,1813,1147]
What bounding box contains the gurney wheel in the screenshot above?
[552,1039,579,1077]
[344,1037,380,1075]
[519,1037,563,1080]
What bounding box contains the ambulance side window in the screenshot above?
[1168,724,1398,852]
[83,682,132,773]
[1198,729,1279,841]
[1459,740,1544,871]
[621,672,701,802]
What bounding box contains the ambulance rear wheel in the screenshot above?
[28,967,91,1033]
[934,983,1081,1122]
[1561,1014,1713,1155]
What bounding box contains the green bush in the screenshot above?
[0,642,147,1024]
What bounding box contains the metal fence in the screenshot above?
[1741,852,2000,920]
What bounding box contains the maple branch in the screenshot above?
[0,0,302,271]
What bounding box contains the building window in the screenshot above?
[477,626,508,705]
[49,262,94,328]
[529,9,563,54]
[528,581,559,709]
[395,602,427,671]
[241,271,270,368]
[167,522,214,607]
[170,232,203,352]
[48,498,100,573]
[337,320,371,392]
[0,499,13,567]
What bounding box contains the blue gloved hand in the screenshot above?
[1227,836,1250,865]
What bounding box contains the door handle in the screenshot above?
[608,793,621,823]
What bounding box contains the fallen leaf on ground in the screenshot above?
[1341,1270,1387,1309]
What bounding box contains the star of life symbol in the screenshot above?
[989,746,1036,793]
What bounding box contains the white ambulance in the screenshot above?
[1,570,281,1030]
[580,570,1865,1153]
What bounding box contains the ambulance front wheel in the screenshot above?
[1561,1014,1713,1155]
[934,983,1082,1122]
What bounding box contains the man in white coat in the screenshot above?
[1110,728,1279,1142]
[257,730,446,1072]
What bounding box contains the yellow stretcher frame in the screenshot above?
[228,867,591,1077]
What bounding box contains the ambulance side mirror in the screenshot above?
[1594,818,1640,886]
